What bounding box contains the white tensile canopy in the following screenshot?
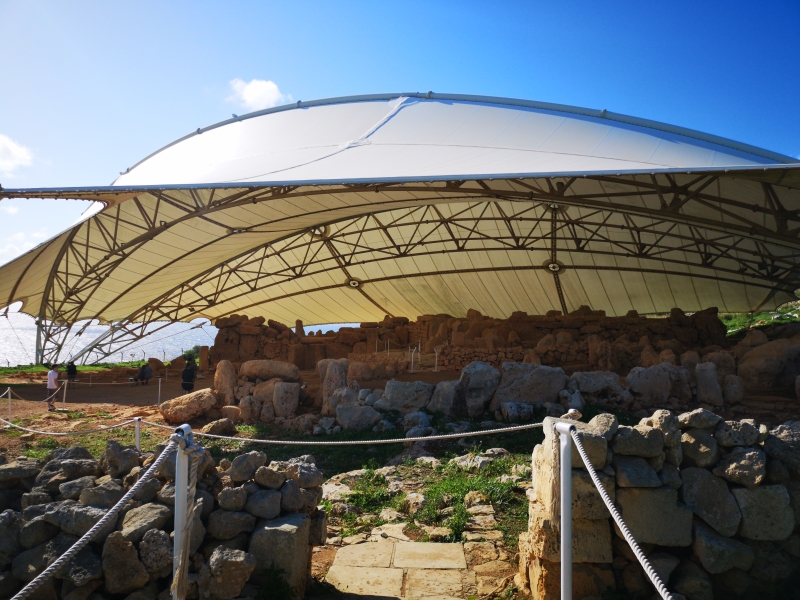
[1,93,798,363]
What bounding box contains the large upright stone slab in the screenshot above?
[489,363,566,411]
[374,381,435,414]
[680,467,741,537]
[248,513,310,596]
[731,484,796,541]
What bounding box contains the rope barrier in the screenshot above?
[141,419,543,445]
[0,416,137,436]
[571,430,675,600]
[11,438,179,600]
[10,383,65,403]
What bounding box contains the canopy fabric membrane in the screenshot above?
[1,93,798,364]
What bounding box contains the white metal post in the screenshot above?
[6,388,11,426]
[158,377,162,405]
[62,380,67,410]
[172,424,191,600]
[434,347,439,372]
[134,417,141,451]
[554,422,576,600]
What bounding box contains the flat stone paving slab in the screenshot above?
[333,540,395,568]
[405,569,463,599]
[325,565,404,597]
[393,542,467,570]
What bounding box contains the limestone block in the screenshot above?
[528,558,615,600]
[615,488,692,546]
[272,382,300,417]
[489,363,566,411]
[571,470,614,520]
[526,506,613,563]
[159,388,216,423]
[678,408,720,429]
[681,428,720,468]
[639,409,680,447]
[214,360,238,405]
[732,484,796,541]
[611,425,664,457]
[239,359,300,382]
[696,362,723,406]
[248,513,310,597]
[693,521,754,574]
[374,380,435,414]
[712,447,766,488]
[763,421,800,478]
[680,467,741,537]
[714,419,759,447]
[612,455,660,488]
[672,560,712,600]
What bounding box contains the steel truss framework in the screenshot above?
[3,169,799,364]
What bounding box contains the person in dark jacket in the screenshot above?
[181,363,195,392]
[66,361,78,381]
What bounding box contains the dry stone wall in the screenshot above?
[0,443,327,599]
[519,411,800,599]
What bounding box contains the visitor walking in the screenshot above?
[181,362,195,392]
[66,361,78,382]
[142,363,152,385]
[47,364,60,412]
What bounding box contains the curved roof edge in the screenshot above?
[2,164,797,201]
[114,92,799,181]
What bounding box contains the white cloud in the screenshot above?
[0,229,48,264]
[0,134,33,177]
[227,79,292,112]
[0,204,19,215]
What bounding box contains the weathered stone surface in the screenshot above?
[616,487,692,546]
[680,468,741,537]
[763,422,800,477]
[99,440,139,478]
[0,510,22,567]
[732,484,796,541]
[12,532,76,583]
[218,486,247,511]
[273,382,300,417]
[120,503,172,543]
[715,419,760,447]
[672,561,712,600]
[572,470,614,520]
[58,476,97,501]
[199,547,257,600]
[19,516,59,550]
[79,480,124,508]
[712,447,766,488]
[228,451,267,482]
[748,540,797,583]
[625,364,671,405]
[43,503,110,537]
[640,409,681,447]
[571,371,620,395]
[695,362,723,406]
[521,509,614,563]
[489,363,566,410]
[280,479,304,513]
[309,510,328,546]
[294,463,324,489]
[681,428,721,468]
[528,558,615,600]
[214,360,238,405]
[693,521,754,574]
[678,408,721,430]
[374,380,435,414]
[336,405,382,431]
[245,489,281,519]
[611,425,664,457]
[328,388,359,413]
[62,545,102,587]
[0,458,40,483]
[139,529,172,579]
[201,418,237,436]
[612,455,661,488]
[402,411,430,430]
[737,338,800,390]
[500,402,534,423]
[253,466,284,490]
[587,413,618,441]
[156,482,175,505]
[426,380,458,415]
[455,361,501,417]
[321,361,348,415]
[207,510,256,540]
[102,531,149,594]
[159,388,216,423]
[248,513,310,596]
[723,374,746,405]
[239,359,300,382]
[659,463,682,489]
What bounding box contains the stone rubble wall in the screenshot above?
[519,411,800,599]
[0,442,327,599]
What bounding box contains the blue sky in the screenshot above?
[1,0,799,266]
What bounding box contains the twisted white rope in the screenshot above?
[11,439,178,600]
[570,430,675,600]
[0,416,136,436]
[142,419,543,445]
[11,383,65,403]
